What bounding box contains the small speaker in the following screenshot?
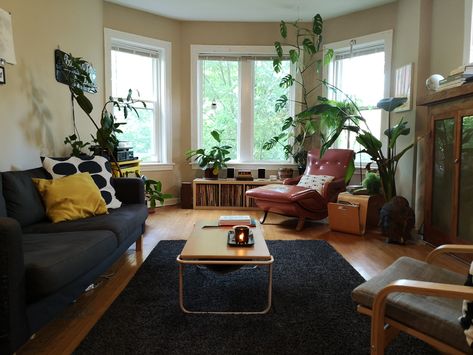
[227,168,235,179]
[258,168,265,179]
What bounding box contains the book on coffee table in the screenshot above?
[218,215,252,226]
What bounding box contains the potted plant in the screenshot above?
[186,130,232,179]
[142,177,173,213]
[64,134,90,157]
[59,53,145,170]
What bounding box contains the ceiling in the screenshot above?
[105,0,396,22]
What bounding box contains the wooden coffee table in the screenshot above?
[176,220,274,314]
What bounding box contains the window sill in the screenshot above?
[191,162,298,170]
[141,163,175,172]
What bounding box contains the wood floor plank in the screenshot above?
[17,206,468,355]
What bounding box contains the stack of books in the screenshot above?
[218,215,252,226]
[437,64,473,91]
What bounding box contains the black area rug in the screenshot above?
[75,240,437,354]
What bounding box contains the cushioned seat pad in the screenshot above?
[246,184,321,203]
[23,230,117,301]
[352,256,469,353]
[22,204,147,245]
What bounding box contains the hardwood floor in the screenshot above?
[18,206,468,354]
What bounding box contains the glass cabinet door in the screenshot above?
[458,115,473,241]
[431,118,455,236]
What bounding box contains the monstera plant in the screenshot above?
[263,14,335,170]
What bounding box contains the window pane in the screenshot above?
[111,50,156,101]
[253,60,290,161]
[333,51,385,108]
[116,107,156,162]
[201,60,238,159]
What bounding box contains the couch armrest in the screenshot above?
[322,178,346,202]
[0,217,28,354]
[111,178,145,205]
[283,176,302,185]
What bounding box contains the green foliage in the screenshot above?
[362,172,381,195]
[141,176,173,209]
[263,13,338,167]
[62,54,146,165]
[64,134,89,157]
[355,98,413,201]
[186,130,232,175]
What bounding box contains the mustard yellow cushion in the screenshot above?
[32,173,108,223]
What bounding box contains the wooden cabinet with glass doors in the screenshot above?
[419,83,473,246]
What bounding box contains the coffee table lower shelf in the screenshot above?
[176,256,274,315]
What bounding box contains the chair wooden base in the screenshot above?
[357,305,464,355]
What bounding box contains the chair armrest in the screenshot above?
[0,217,28,354]
[111,177,145,205]
[322,178,346,202]
[426,244,473,263]
[370,279,473,354]
[283,176,302,185]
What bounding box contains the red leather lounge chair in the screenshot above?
[246,149,354,230]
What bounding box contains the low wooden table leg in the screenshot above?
[135,235,143,251]
[260,210,269,224]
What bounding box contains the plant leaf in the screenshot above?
[274,41,283,58]
[279,74,294,88]
[302,38,316,55]
[273,58,282,73]
[324,48,334,65]
[312,14,323,35]
[275,95,288,112]
[210,130,221,143]
[280,21,287,38]
[377,97,407,112]
[289,49,299,63]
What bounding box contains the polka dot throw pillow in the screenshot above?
[297,174,335,195]
[42,156,122,209]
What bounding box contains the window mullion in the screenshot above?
[239,59,253,162]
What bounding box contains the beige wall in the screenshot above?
[0,0,104,171]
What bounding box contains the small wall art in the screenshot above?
[394,63,413,112]
[0,66,5,84]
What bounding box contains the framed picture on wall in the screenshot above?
[0,66,5,84]
[394,63,413,112]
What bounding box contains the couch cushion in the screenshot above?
[0,174,7,217]
[23,204,147,245]
[2,168,49,226]
[23,230,117,301]
[352,256,469,353]
[33,173,108,223]
[42,156,122,209]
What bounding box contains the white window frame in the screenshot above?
[323,30,393,161]
[190,45,298,169]
[104,28,173,171]
[464,0,473,64]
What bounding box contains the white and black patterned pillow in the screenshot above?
[297,174,334,194]
[42,156,122,209]
[460,262,473,347]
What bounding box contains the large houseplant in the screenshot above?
[186,130,232,179]
[263,15,334,170]
[59,53,144,163]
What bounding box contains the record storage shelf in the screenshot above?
[192,178,282,210]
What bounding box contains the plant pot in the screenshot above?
[204,167,219,179]
[298,165,306,175]
[278,168,293,180]
[148,207,156,214]
[379,196,415,244]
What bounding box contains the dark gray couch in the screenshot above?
[0,167,148,354]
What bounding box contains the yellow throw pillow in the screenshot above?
[33,173,108,223]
